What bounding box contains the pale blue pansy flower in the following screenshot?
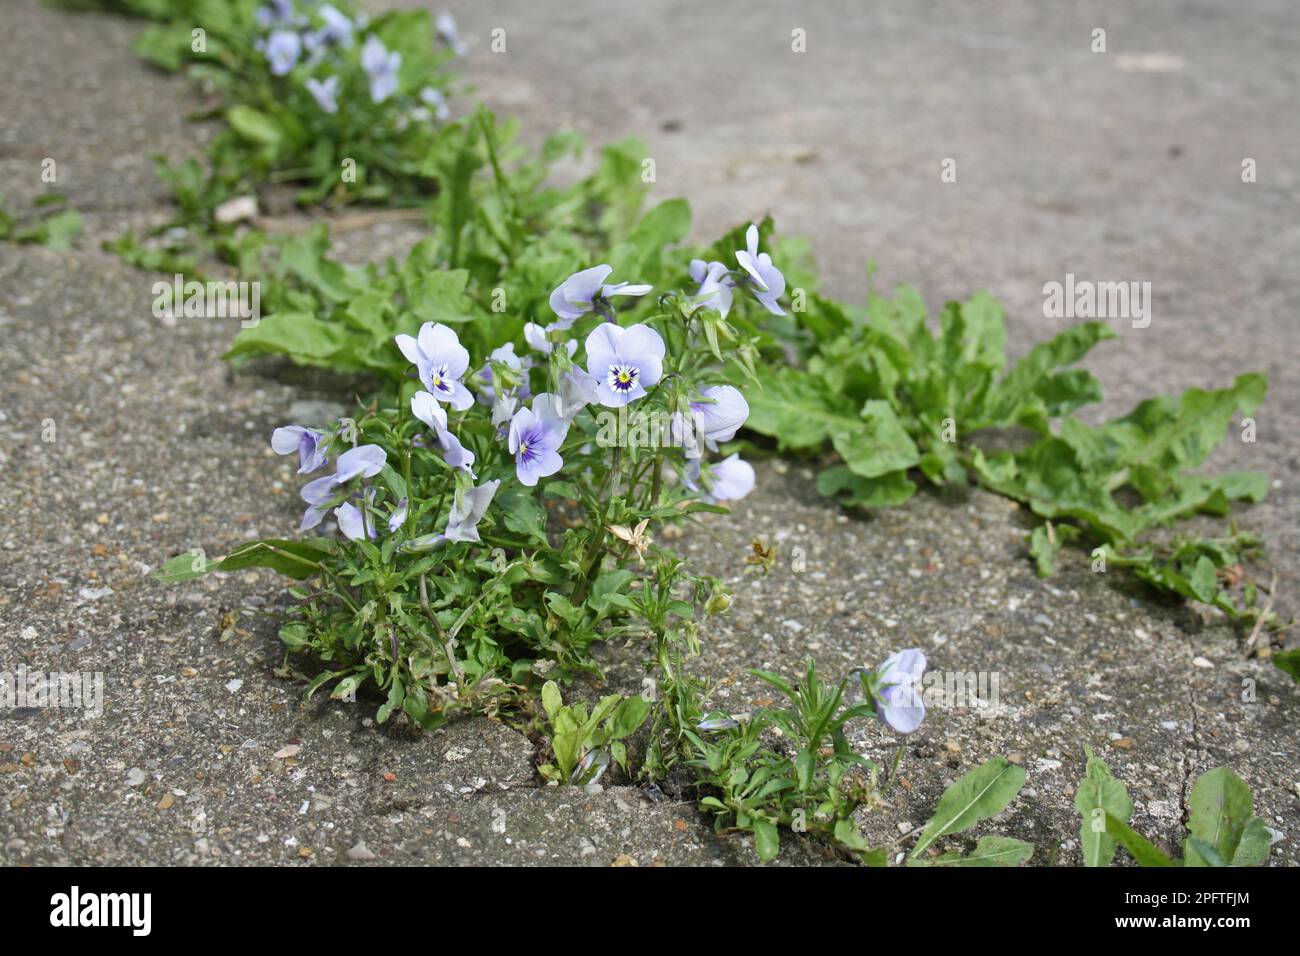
[435,11,469,56]
[672,384,749,458]
[689,258,735,319]
[396,323,474,411]
[419,86,451,122]
[583,323,664,408]
[444,479,500,543]
[334,444,387,482]
[305,75,339,113]
[684,453,755,503]
[549,265,652,329]
[266,30,302,75]
[271,425,328,473]
[335,501,377,541]
[411,390,476,476]
[865,649,927,734]
[361,35,401,103]
[509,393,568,486]
[387,498,408,533]
[735,224,786,315]
[299,473,339,530]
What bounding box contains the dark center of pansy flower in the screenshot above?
[430,364,452,391]
[607,363,639,393]
[517,426,544,463]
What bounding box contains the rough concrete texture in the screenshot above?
[1,0,1297,866]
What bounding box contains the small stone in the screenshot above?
[611,854,638,867]
[273,744,302,760]
[125,767,147,787]
[1192,657,1214,669]
[347,840,377,861]
[1112,738,1135,749]
[156,792,175,811]
[225,678,244,693]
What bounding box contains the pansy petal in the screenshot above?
[271,426,307,455]
[394,333,421,365]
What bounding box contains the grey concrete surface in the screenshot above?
[1,0,1297,866]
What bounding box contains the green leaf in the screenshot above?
[215,539,334,579]
[831,400,921,479]
[1273,649,1300,684]
[541,681,563,721]
[909,756,1026,858]
[41,210,82,250]
[816,466,916,509]
[1184,767,1263,867]
[753,819,780,862]
[1105,813,1176,867]
[1075,749,1132,867]
[154,548,216,584]
[910,835,1034,867]
[608,695,651,739]
[227,105,282,148]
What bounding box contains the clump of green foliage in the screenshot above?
[0,193,82,249]
[747,280,1279,628]
[1076,749,1272,866]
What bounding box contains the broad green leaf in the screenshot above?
[227,105,282,148]
[1184,767,1261,867]
[816,466,916,508]
[753,819,780,862]
[1105,813,1177,867]
[910,835,1034,867]
[1274,649,1300,684]
[1075,749,1132,867]
[830,400,920,479]
[909,757,1026,858]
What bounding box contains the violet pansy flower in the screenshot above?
[305,75,340,114]
[315,5,354,47]
[435,11,469,56]
[864,649,927,734]
[508,394,568,486]
[387,498,408,533]
[361,35,401,103]
[395,322,473,411]
[335,502,377,542]
[256,0,296,28]
[411,391,476,476]
[735,224,786,315]
[685,453,755,503]
[266,30,302,75]
[271,425,328,473]
[549,265,652,329]
[558,368,600,423]
[583,323,665,408]
[689,259,735,319]
[706,453,755,502]
[445,479,500,543]
[299,474,339,530]
[419,86,451,122]
[673,385,749,458]
[334,444,387,482]
[524,322,577,358]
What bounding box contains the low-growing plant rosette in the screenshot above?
[158,273,765,729]
[132,0,464,218]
